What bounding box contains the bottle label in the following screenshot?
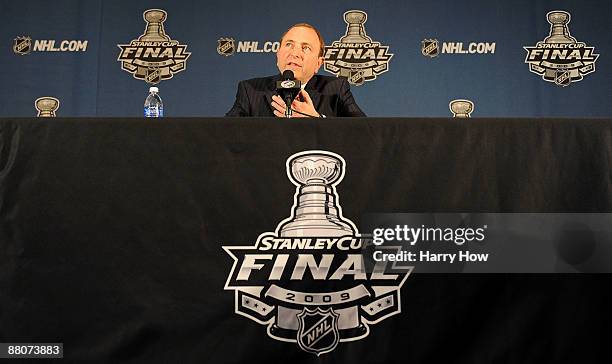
[144,105,163,118]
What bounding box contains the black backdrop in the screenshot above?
[0,117,611,362]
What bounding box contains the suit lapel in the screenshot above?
[305,76,321,111]
[264,75,279,115]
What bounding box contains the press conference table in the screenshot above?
[0,117,610,362]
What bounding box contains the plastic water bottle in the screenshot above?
[144,86,163,117]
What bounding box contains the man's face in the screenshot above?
[276,26,323,83]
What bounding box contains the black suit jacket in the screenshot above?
[226,74,366,117]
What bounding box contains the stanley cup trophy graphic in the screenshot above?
[279,153,355,237]
[34,97,60,117]
[544,11,577,44]
[449,99,474,118]
[271,151,367,354]
[139,9,170,41]
[340,10,372,44]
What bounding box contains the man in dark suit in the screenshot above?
[226,23,365,117]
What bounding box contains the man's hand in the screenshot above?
[271,90,320,118]
[271,95,289,117]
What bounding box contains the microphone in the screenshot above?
[276,70,301,118]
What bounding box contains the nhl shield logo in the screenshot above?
[13,36,32,55]
[349,68,365,86]
[555,68,571,87]
[297,307,340,356]
[217,37,235,56]
[421,39,439,58]
[146,67,162,84]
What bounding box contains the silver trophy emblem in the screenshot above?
[140,9,170,41]
[544,11,576,44]
[279,152,355,237]
[222,150,411,355]
[35,97,60,117]
[449,99,474,118]
[340,10,372,44]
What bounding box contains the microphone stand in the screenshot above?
[284,96,293,118]
[283,95,320,118]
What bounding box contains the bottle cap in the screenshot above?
[149,87,159,93]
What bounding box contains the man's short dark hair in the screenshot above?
[280,23,325,58]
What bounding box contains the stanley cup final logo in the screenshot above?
[524,11,598,86]
[117,9,191,84]
[324,11,393,86]
[223,151,410,355]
